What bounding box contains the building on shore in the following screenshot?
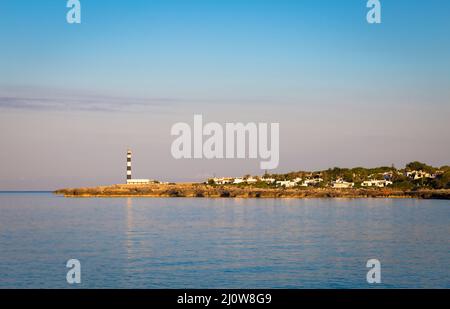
[261,177,276,184]
[404,170,436,180]
[331,179,354,189]
[233,177,245,184]
[125,149,152,185]
[246,177,258,184]
[302,177,324,187]
[210,177,234,185]
[361,179,393,188]
[210,177,260,185]
[126,149,132,181]
[276,180,297,188]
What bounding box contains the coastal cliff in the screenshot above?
[55,183,450,199]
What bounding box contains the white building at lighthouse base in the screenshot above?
[126,179,152,185]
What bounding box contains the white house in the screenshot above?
[361,180,393,188]
[331,179,354,188]
[212,176,261,185]
[276,177,306,188]
[126,179,152,185]
[276,180,297,188]
[261,177,276,184]
[302,178,324,187]
[246,177,258,184]
[233,177,245,184]
[405,170,434,180]
[211,177,234,185]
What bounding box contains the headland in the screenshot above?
[55,183,450,199]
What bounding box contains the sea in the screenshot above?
[0,192,448,288]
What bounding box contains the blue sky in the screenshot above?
[1,0,449,101]
[0,0,449,189]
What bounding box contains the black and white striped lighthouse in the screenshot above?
[126,149,132,181]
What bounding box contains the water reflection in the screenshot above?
[125,198,134,260]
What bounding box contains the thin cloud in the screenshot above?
[0,94,188,112]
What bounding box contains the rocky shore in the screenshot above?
[55,183,450,199]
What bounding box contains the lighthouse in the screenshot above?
[126,149,132,181]
[125,149,151,185]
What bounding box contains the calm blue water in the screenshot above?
[0,192,448,288]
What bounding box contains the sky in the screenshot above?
[0,0,449,190]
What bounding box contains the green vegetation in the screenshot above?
[233,162,449,189]
[405,161,435,173]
